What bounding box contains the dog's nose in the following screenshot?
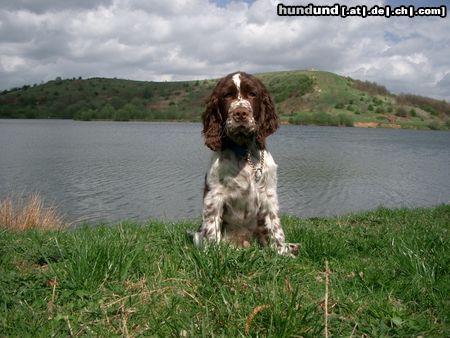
[232,109,249,122]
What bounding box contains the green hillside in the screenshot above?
[1,70,449,130]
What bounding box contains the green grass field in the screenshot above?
[1,205,449,336]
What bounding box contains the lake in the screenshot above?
[0,119,449,224]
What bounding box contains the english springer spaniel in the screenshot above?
[189,72,299,256]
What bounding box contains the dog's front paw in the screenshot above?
[186,230,204,248]
[288,243,300,256]
[277,243,300,257]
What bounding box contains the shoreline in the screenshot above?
[1,117,448,131]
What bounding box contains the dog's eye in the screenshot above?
[223,92,233,99]
[248,91,257,98]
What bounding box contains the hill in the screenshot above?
[1,70,449,130]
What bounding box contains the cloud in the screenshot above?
[436,72,450,99]
[0,0,449,101]
[0,0,113,13]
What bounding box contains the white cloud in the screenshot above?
[0,55,26,72]
[0,0,449,101]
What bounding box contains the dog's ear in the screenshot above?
[202,91,223,152]
[256,81,279,150]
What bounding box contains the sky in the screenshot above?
[0,0,449,100]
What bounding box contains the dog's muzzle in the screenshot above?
[226,99,256,134]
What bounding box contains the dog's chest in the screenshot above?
[219,157,265,226]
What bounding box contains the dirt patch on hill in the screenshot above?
[379,123,402,129]
[353,122,379,128]
[353,122,403,129]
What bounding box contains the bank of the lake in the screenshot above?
[1,205,449,336]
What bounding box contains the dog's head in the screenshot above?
[202,71,278,151]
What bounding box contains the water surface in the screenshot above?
[0,119,448,224]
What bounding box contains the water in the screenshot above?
[0,119,449,224]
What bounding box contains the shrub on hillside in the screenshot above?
[353,79,390,96]
[289,112,353,127]
[97,104,116,120]
[74,109,96,121]
[268,74,314,103]
[289,113,312,125]
[422,105,438,116]
[397,94,450,116]
[313,111,332,125]
[428,121,441,130]
[337,113,354,126]
[396,107,408,117]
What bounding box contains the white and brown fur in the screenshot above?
[190,71,299,256]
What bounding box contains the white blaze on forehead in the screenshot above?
[229,72,252,113]
[232,73,242,99]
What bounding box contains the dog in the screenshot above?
[189,71,299,256]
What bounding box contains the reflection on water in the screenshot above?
[0,119,449,224]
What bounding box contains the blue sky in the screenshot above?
[0,0,449,100]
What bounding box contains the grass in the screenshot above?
[0,204,449,336]
[0,194,67,231]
